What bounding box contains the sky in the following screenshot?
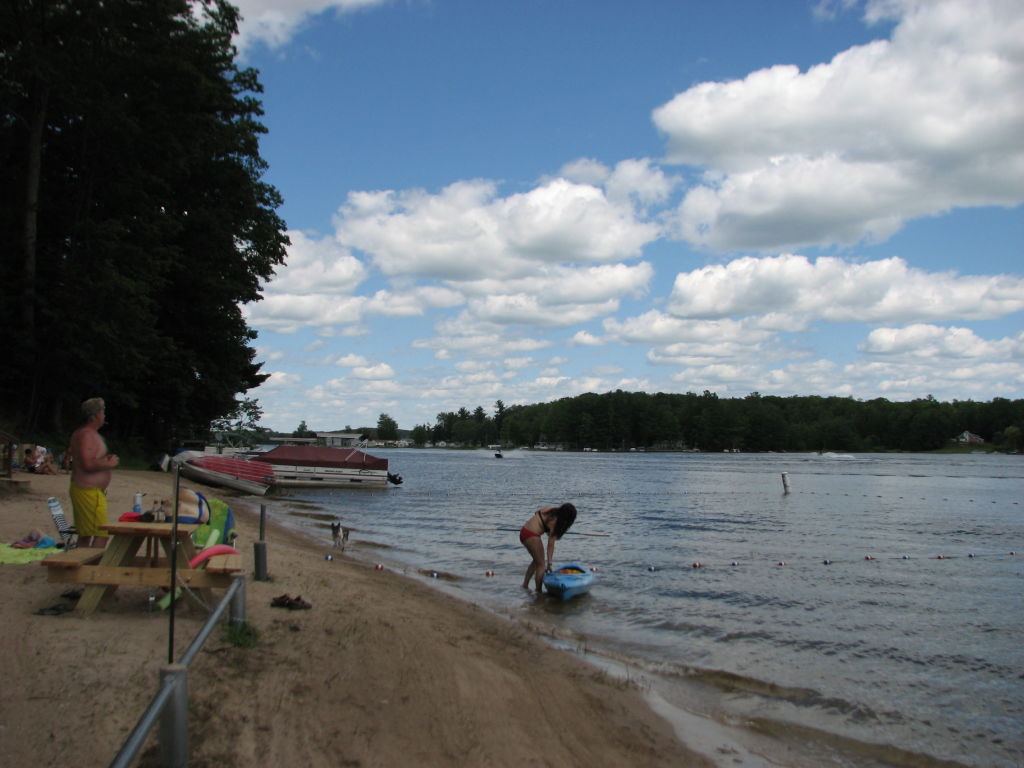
[224,0,1024,433]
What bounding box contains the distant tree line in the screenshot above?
[409,392,1023,453]
[1,0,287,451]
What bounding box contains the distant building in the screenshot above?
[955,430,985,445]
[316,432,367,447]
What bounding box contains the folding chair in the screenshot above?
[48,497,78,550]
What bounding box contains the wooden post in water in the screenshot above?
[781,472,791,494]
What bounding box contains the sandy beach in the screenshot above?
[0,468,715,768]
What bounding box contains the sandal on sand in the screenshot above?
[271,594,293,608]
[288,595,312,610]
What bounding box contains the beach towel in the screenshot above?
[0,543,58,564]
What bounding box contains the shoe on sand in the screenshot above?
[288,595,312,610]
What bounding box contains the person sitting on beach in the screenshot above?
[519,503,577,592]
[24,446,58,475]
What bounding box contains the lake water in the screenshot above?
[261,450,1023,767]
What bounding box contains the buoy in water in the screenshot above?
[777,561,787,566]
[484,570,495,577]
[864,555,875,561]
[374,563,384,570]
[647,565,657,572]
[901,555,910,560]
[730,561,739,567]
[692,562,703,569]
[823,559,832,565]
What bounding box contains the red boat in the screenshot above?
[251,445,401,489]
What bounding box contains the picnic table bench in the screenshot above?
[40,522,243,615]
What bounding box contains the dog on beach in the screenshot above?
[330,521,349,550]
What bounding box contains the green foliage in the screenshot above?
[292,420,316,438]
[376,413,398,441]
[0,0,288,450]
[210,397,268,447]
[419,392,1023,453]
[410,424,430,446]
[222,620,260,649]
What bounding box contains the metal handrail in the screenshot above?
[109,573,246,768]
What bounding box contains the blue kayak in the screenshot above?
[543,562,594,600]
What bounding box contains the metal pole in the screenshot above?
[253,540,268,581]
[781,472,791,494]
[169,464,181,665]
[259,503,266,540]
[159,664,188,768]
[229,572,246,626]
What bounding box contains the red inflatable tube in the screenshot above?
[189,544,240,569]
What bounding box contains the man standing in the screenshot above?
[68,397,119,547]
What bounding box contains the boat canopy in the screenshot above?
[252,445,388,471]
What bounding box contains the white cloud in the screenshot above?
[653,0,1024,250]
[266,230,368,294]
[569,330,603,347]
[229,0,389,52]
[666,254,1024,323]
[558,158,611,186]
[860,324,1024,359]
[351,362,395,379]
[255,345,285,362]
[334,353,368,367]
[604,158,677,207]
[466,295,620,328]
[412,332,551,359]
[246,293,367,333]
[558,157,676,208]
[602,310,772,346]
[336,178,659,279]
[260,371,302,388]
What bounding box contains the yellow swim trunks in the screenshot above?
[69,482,109,538]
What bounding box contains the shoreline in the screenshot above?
[0,468,717,767]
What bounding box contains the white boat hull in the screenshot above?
[172,452,273,496]
[269,464,389,488]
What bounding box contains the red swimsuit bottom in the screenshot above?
[519,526,541,544]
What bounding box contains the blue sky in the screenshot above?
[225,0,1024,433]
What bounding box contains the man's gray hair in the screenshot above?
[81,397,105,421]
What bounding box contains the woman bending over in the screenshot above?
[519,503,577,592]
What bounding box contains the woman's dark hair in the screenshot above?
[551,502,577,539]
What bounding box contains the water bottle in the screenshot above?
[133,492,144,515]
[48,497,63,517]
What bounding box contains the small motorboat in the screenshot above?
[173,452,276,496]
[543,562,594,600]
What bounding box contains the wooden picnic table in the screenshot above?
[42,521,240,615]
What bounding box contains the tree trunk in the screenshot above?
[21,82,49,431]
